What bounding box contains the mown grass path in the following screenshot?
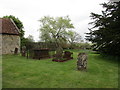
[2,50,118,88]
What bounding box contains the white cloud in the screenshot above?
[0,0,108,41]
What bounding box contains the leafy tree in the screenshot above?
[21,38,30,47]
[86,1,120,56]
[39,16,74,47]
[21,35,35,50]
[3,15,25,49]
[27,35,35,42]
[39,16,74,60]
[66,30,82,48]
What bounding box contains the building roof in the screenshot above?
[0,18,20,35]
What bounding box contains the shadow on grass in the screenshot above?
[94,53,119,64]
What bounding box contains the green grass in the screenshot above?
[2,50,118,88]
[0,55,2,89]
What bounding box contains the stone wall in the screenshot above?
[0,35,2,55]
[0,19,2,55]
[1,35,20,54]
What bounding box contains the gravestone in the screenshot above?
[63,51,73,60]
[33,48,50,60]
[55,46,63,60]
[21,46,26,57]
[77,53,88,71]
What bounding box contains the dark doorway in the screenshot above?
[14,48,18,54]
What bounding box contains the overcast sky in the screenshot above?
[0,0,108,42]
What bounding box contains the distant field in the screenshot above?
[2,50,118,88]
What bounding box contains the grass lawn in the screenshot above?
[2,49,118,88]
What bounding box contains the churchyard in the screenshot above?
[2,49,118,88]
[1,1,120,88]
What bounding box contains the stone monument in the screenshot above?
[21,46,26,57]
[77,53,88,71]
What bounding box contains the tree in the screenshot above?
[27,35,35,42]
[86,1,120,56]
[39,16,74,47]
[66,30,82,48]
[39,16,74,60]
[3,15,25,48]
[21,35,34,51]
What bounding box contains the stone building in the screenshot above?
[0,18,20,54]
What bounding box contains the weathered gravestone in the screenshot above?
[63,51,73,60]
[54,46,63,60]
[33,48,50,60]
[77,53,88,71]
[21,46,26,57]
